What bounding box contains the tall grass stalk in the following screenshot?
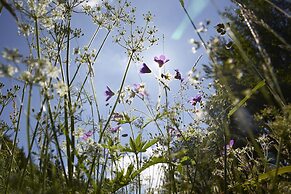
[85,50,135,193]
[4,84,26,193]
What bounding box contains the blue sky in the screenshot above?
[0,0,233,148]
[0,0,232,97]
[69,0,232,103]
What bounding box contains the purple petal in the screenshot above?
[160,55,166,61]
[85,130,93,136]
[174,69,182,80]
[140,63,151,73]
[190,99,197,106]
[82,130,93,140]
[154,55,169,67]
[134,83,148,97]
[229,139,234,147]
[154,58,164,67]
[193,94,202,102]
[190,94,202,106]
[226,139,234,150]
[133,83,140,91]
[109,126,120,133]
[105,86,114,101]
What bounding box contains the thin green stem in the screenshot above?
[223,125,228,194]
[99,51,134,142]
[73,30,111,103]
[4,83,26,194]
[47,100,68,184]
[64,15,75,184]
[89,71,101,124]
[17,15,47,190]
[263,0,291,19]
[135,152,141,194]
[271,137,283,193]
[84,51,135,193]
[41,120,50,193]
[69,25,102,86]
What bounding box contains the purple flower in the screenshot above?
[222,139,235,155]
[82,130,93,141]
[174,69,182,81]
[226,139,234,149]
[109,126,121,133]
[190,94,202,106]
[154,55,169,67]
[140,63,151,73]
[105,86,114,101]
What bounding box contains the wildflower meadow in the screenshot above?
[0,0,290,193]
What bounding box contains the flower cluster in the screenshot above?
[168,127,182,138]
[114,11,158,61]
[84,0,135,30]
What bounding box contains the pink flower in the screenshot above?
[109,126,121,133]
[154,55,169,67]
[82,130,93,140]
[133,83,148,96]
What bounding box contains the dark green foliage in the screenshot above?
[202,0,291,192]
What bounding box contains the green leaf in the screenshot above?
[117,114,136,124]
[124,164,134,178]
[228,80,266,118]
[180,156,190,164]
[116,169,124,180]
[242,166,291,187]
[135,134,142,148]
[131,156,168,178]
[108,138,113,146]
[141,118,153,129]
[110,157,168,192]
[177,164,183,174]
[258,166,291,181]
[140,138,158,152]
[129,137,136,152]
[120,146,133,152]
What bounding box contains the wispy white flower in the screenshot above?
[2,48,22,63]
[47,65,60,79]
[0,64,18,77]
[20,71,33,82]
[55,81,68,97]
